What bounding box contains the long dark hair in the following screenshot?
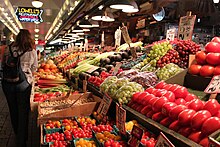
[13,29,34,52]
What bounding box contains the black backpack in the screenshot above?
[3,44,27,84]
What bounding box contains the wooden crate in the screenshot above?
[209,129,220,147]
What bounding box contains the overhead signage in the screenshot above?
[178,15,196,40]
[15,7,43,23]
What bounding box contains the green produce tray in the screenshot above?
[44,124,62,134]
[48,141,71,147]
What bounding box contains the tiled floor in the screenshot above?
[0,85,40,147]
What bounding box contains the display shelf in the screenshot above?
[123,105,202,147]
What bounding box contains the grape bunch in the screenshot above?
[156,49,180,68]
[174,40,200,68]
[147,41,173,67]
[156,63,183,80]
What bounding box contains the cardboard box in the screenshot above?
[165,69,187,86]
[37,92,101,125]
[209,129,220,147]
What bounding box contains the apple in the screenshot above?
[148,97,159,106]
[188,99,204,111]
[211,37,220,44]
[152,96,168,112]
[200,65,214,77]
[184,93,197,102]
[136,92,149,104]
[188,131,203,143]
[161,102,177,116]
[146,110,155,118]
[155,81,166,89]
[206,53,220,65]
[169,105,187,120]
[132,92,142,102]
[169,120,181,132]
[173,87,188,99]
[214,65,220,75]
[201,117,220,135]
[191,110,212,130]
[199,137,209,147]
[178,127,192,137]
[163,84,173,91]
[140,105,152,115]
[189,64,202,75]
[175,98,186,105]
[168,84,181,92]
[152,112,166,122]
[163,91,175,102]
[155,89,167,97]
[205,41,220,53]
[160,117,173,127]
[195,51,207,65]
[142,94,156,106]
[203,99,220,116]
[178,109,196,126]
[215,110,220,118]
[145,87,156,94]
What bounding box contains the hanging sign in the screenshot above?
[178,15,196,40]
[155,132,175,147]
[116,103,126,135]
[15,7,43,23]
[204,75,220,93]
[97,94,112,116]
[121,25,132,45]
[166,28,176,41]
[115,28,121,47]
[128,125,144,147]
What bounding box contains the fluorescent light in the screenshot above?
[102,16,115,22]
[49,38,62,45]
[32,0,43,8]
[76,32,84,35]
[35,34,39,37]
[83,29,90,32]
[35,28,40,33]
[92,24,99,27]
[110,0,135,10]
[213,0,219,3]
[122,8,139,13]
[91,16,103,21]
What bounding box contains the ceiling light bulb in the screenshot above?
[35,34,39,37]
[102,16,115,22]
[110,0,135,10]
[32,0,43,8]
[122,8,139,13]
[35,28,40,33]
[83,29,90,32]
[213,0,219,3]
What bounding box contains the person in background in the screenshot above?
[2,29,38,147]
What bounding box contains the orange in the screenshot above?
[65,125,71,131]
[44,64,50,69]
[38,68,44,72]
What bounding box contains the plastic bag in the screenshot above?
[117,69,138,79]
[100,76,118,93]
[107,78,129,98]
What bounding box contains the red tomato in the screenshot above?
[195,51,207,65]
[189,64,202,75]
[205,41,220,53]
[203,99,220,116]
[214,65,220,75]
[201,117,220,135]
[199,65,214,77]
[111,142,120,147]
[191,110,212,130]
[206,53,220,65]
[104,140,111,146]
[178,109,196,126]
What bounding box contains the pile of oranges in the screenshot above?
[38,60,58,73]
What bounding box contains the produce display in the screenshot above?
[107,78,129,98]
[88,71,112,87]
[189,36,220,77]
[100,76,118,93]
[75,139,97,147]
[128,81,220,146]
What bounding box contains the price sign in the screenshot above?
[166,28,176,41]
[130,47,137,59]
[121,25,132,45]
[97,94,112,116]
[204,75,220,93]
[112,62,122,76]
[155,132,175,147]
[83,79,87,92]
[115,28,121,47]
[86,66,99,74]
[116,103,126,135]
[128,125,144,147]
[178,15,196,40]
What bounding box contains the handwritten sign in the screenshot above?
[116,103,126,135]
[97,94,112,116]
[166,28,176,41]
[112,62,122,76]
[121,25,132,45]
[128,125,144,147]
[178,15,196,40]
[15,7,43,22]
[130,47,137,59]
[204,75,220,93]
[155,132,175,147]
[86,66,99,74]
[115,28,121,47]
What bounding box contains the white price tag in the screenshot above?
[204,75,220,93]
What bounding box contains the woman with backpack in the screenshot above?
[2,29,38,147]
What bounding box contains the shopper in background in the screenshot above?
[2,29,38,147]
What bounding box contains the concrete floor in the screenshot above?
[0,86,40,147]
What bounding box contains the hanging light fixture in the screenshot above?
[102,8,115,22]
[79,16,93,28]
[72,25,83,33]
[32,0,43,8]
[91,11,103,21]
[213,0,219,3]
[109,0,136,10]
[122,0,139,13]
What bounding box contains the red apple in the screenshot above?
[175,98,186,105]
[199,137,209,147]
[145,87,155,94]
[136,92,148,104]
[132,92,142,102]
[185,93,197,102]
[206,53,220,65]
[211,37,220,44]
[188,99,204,111]
[201,117,220,135]
[152,112,166,122]
[174,87,188,99]
[205,41,220,53]
[215,110,220,118]
[203,99,220,116]
[155,89,167,97]
[163,84,173,91]
[178,109,196,126]
[146,110,155,118]
[191,110,212,130]
[142,94,156,106]
[160,117,173,127]
[178,127,192,137]
[155,81,166,89]
[200,65,214,77]
[162,102,177,116]
[188,131,203,143]
[196,51,207,65]
[169,105,187,120]
[163,91,175,102]
[152,96,168,112]
[169,120,181,132]
[140,105,152,115]
[168,84,181,92]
